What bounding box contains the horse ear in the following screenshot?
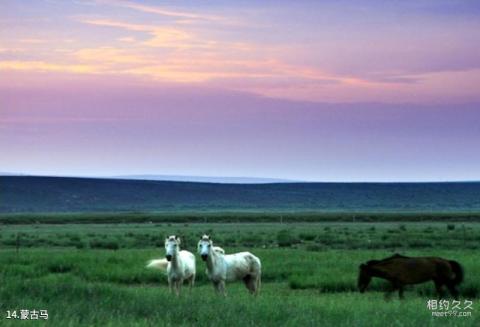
[176,236,181,244]
[359,263,367,269]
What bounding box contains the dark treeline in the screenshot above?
[1,211,480,224]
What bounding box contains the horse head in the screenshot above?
[165,235,181,261]
[357,263,372,293]
[198,234,212,261]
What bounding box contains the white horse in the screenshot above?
[146,235,196,296]
[198,235,261,296]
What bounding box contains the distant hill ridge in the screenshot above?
[110,174,295,183]
[1,176,480,213]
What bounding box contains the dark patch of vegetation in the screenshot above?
[276,230,298,247]
[2,211,480,225]
[89,239,120,250]
[299,232,317,241]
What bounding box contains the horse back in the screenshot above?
[224,252,261,280]
[371,257,451,284]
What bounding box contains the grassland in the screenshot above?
[0,222,478,326]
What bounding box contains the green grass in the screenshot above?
[0,222,478,326]
[1,222,479,251]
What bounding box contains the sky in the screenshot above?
[1,0,480,181]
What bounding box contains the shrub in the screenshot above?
[299,232,317,241]
[408,240,432,248]
[288,275,355,292]
[276,230,297,247]
[2,239,18,246]
[447,224,455,231]
[306,244,324,251]
[89,239,120,250]
[222,236,237,246]
[240,234,262,246]
[385,241,403,248]
[66,233,81,242]
[75,242,86,249]
[47,262,74,274]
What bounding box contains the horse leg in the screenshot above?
[243,275,254,294]
[173,280,178,296]
[434,279,445,299]
[184,275,192,291]
[246,275,259,295]
[176,279,183,296]
[398,285,405,300]
[446,281,459,300]
[219,280,227,297]
[384,281,398,300]
[248,278,257,294]
[213,281,221,295]
[212,280,227,296]
[391,281,404,300]
[189,274,195,290]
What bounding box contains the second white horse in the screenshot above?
[198,234,261,296]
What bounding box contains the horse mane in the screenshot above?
[366,253,409,266]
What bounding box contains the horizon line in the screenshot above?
[1,172,479,184]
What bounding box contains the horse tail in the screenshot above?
[146,259,169,271]
[449,260,464,285]
[252,255,261,295]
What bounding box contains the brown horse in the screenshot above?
[358,254,463,299]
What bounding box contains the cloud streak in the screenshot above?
[0,60,96,74]
[108,0,226,23]
[2,0,480,103]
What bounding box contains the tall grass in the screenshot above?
[0,222,478,326]
[1,248,477,327]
